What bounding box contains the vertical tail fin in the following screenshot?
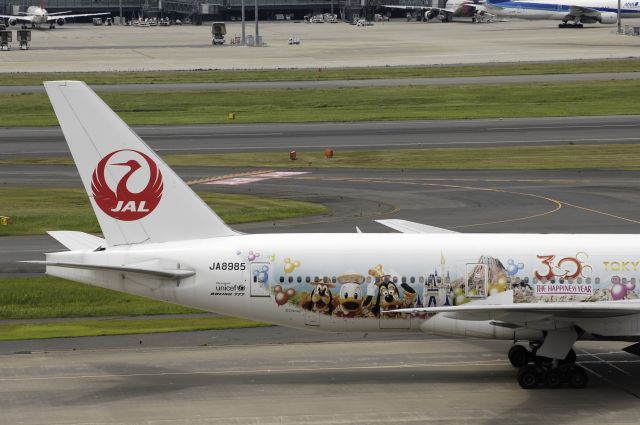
[44,81,238,246]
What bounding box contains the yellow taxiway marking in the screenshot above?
[291,174,640,229]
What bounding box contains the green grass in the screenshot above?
[0,276,200,319]
[2,79,640,127]
[9,143,639,170]
[0,188,328,236]
[2,59,640,86]
[165,144,640,170]
[0,276,270,340]
[0,317,271,341]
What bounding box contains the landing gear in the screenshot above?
[508,344,529,367]
[509,344,587,389]
[559,22,584,28]
[49,24,55,29]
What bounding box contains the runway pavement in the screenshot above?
[2,116,640,158]
[3,71,640,93]
[1,328,639,424]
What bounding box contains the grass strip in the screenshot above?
[8,143,637,170]
[0,276,202,319]
[2,59,640,86]
[159,144,640,170]
[0,316,271,341]
[0,188,328,236]
[1,80,640,127]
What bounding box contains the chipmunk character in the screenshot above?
[300,279,335,315]
[334,274,375,318]
[370,279,417,318]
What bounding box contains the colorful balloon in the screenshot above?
[611,283,627,301]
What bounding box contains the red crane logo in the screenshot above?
[91,149,163,221]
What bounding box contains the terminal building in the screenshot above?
[1,0,426,23]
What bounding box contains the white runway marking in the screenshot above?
[207,171,309,185]
[0,359,508,382]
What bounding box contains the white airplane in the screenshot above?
[0,0,109,29]
[381,0,494,22]
[31,80,640,390]
[486,0,640,27]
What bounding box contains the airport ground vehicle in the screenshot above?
[211,22,226,45]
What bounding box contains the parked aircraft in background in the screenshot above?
[33,80,640,390]
[0,0,109,29]
[486,0,640,27]
[381,0,495,22]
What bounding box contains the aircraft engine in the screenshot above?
[424,9,439,20]
[598,12,617,24]
[56,17,66,26]
[8,18,17,26]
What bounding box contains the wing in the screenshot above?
[388,294,640,322]
[379,4,430,9]
[375,219,458,234]
[0,14,35,23]
[46,12,110,22]
[568,5,601,18]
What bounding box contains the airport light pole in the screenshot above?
[241,0,246,44]
[617,0,622,33]
[254,0,259,46]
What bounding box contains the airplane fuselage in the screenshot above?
[493,0,640,19]
[24,6,49,24]
[46,232,640,341]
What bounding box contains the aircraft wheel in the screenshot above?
[568,366,589,388]
[561,348,577,365]
[544,369,563,389]
[517,365,539,389]
[576,23,584,28]
[559,23,566,28]
[508,344,529,368]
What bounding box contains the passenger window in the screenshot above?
[419,277,424,284]
[410,277,415,284]
[306,276,311,283]
[392,276,398,283]
[366,276,372,284]
[401,276,406,284]
[297,276,302,283]
[586,277,592,284]
[332,276,337,284]
[577,277,582,284]
[279,276,284,283]
[437,277,442,284]
[595,277,600,285]
[288,276,293,283]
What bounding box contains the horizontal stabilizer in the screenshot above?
[47,231,105,251]
[22,260,195,280]
[375,219,457,234]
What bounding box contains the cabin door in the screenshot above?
[249,263,271,297]
[465,263,488,299]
